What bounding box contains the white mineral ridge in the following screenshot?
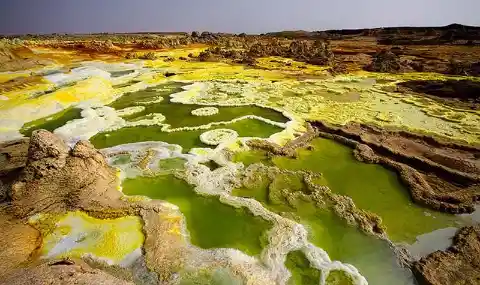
[45,66,111,85]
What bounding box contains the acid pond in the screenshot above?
[121,174,271,256]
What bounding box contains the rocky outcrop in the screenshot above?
[246,123,319,158]
[0,46,52,72]
[0,130,132,279]
[0,138,29,202]
[140,209,187,282]
[10,130,124,218]
[413,225,480,285]
[197,39,334,67]
[447,60,480,76]
[365,49,406,73]
[0,130,192,283]
[397,79,480,104]
[0,47,16,63]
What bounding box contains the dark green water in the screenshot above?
[91,118,283,151]
[108,82,289,128]
[20,107,82,136]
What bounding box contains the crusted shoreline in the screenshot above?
[310,121,480,214]
[245,120,480,214]
[243,121,480,284]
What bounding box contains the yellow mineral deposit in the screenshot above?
[29,211,144,266]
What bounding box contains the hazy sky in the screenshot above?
[1,0,479,35]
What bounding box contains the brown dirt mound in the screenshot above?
[364,49,411,73]
[0,47,52,72]
[412,225,480,285]
[310,121,480,214]
[0,258,134,285]
[0,207,41,279]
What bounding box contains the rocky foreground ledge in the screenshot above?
[0,129,478,284]
[244,122,480,285]
[0,130,181,284]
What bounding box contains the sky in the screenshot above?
[1,0,479,35]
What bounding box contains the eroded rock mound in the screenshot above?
[10,129,123,218]
[197,39,334,67]
[0,130,189,282]
[365,49,406,73]
[413,225,480,285]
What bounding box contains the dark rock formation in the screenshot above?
[197,39,334,67]
[397,79,480,103]
[365,49,406,73]
[413,225,480,285]
[191,31,200,38]
[447,60,480,76]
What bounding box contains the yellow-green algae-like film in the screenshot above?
[166,74,480,144]
[29,211,144,265]
[271,138,460,243]
[231,163,414,285]
[121,174,272,257]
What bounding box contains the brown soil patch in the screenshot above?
[0,258,134,285]
[0,207,41,279]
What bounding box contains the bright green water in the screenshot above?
[272,138,458,243]
[232,170,414,285]
[179,268,243,285]
[121,174,272,256]
[108,82,289,128]
[90,118,283,151]
[20,107,82,136]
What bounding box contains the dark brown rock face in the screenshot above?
[413,225,480,285]
[365,50,405,72]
